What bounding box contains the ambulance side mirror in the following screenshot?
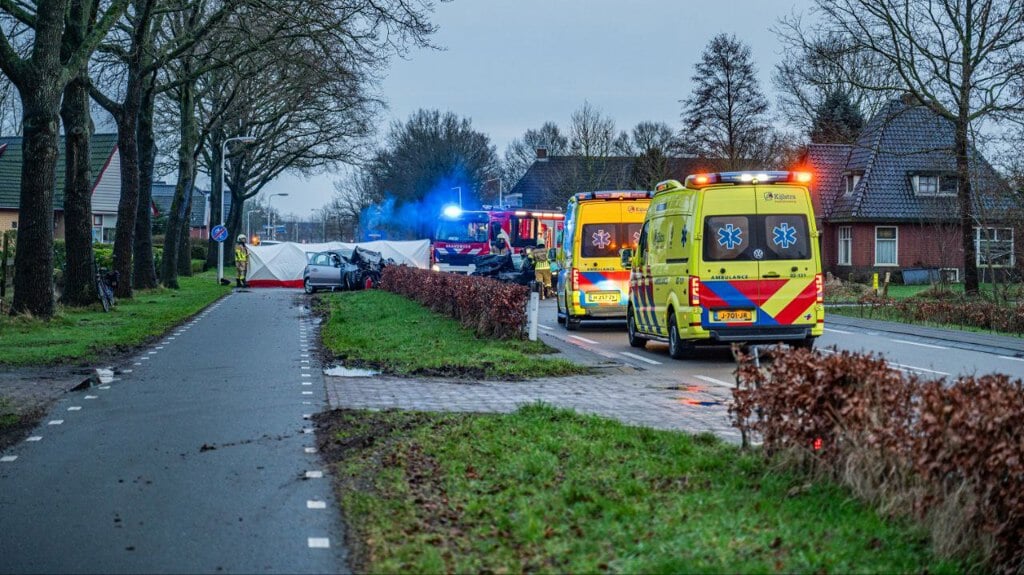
[547,248,556,261]
[620,248,633,269]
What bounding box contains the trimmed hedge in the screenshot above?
[380,266,528,339]
[732,348,1024,573]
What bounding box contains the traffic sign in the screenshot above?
[211,225,229,242]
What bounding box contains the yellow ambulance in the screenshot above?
[623,171,824,358]
[556,190,653,330]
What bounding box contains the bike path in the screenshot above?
[826,313,1024,356]
[0,289,347,574]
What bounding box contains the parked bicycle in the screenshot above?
[96,266,119,312]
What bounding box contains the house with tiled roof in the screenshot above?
[508,149,725,209]
[801,95,1017,282]
[0,133,121,242]
[151,181,213,239]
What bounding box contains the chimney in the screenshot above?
[536,147,548,162]
[899,91,920,106]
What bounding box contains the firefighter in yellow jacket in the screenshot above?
[234,234,249,287]
[529,241,552,299]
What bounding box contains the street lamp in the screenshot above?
[218,135,257,283]
[311,209,326,242]
[451,186,462,208]
[268,193,289,240]
[246,209,263,240]
[485,178,503,207]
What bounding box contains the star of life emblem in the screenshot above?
[592,229,612,249]
[717,224,743,250]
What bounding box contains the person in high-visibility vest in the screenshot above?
[529,241,552,299]
[234,234,249,287]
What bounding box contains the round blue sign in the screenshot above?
[211,225,229,242]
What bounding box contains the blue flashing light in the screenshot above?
[442,205,463,219]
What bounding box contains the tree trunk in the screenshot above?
[177,211,193,276]
[956,118,979,295]
[163,73,198,288]
[133,72,158,289]
[59,69,97,306]
[205,134,224,270]
[11,94,61,317]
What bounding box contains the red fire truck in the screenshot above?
[431,206,565,274]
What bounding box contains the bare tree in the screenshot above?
[0,0,129,317]
[681,34,772,170]
[809,0,1024,294]
[569,100,616,158]
[502,121,567,189]
[773,15,898,134]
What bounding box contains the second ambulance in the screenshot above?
[623,171,824,358]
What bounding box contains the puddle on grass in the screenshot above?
[324,366,378,377]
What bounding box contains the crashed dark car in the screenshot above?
[302,247,394,294]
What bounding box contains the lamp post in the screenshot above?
[485,178,502,207]
[246,209,262,240]
[268,193,289,240]
[311,209,326,242]
[218,135,257,283]
[452,186,462,208]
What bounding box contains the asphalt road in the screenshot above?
[540,300,1024,382]
[0,290,347,574]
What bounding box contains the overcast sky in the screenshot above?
[265,0,817,218]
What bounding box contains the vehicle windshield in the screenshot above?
[435,214,489,242]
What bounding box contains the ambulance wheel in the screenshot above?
[668,315,694,360]
[304,278,316,294]
[565,314,580,331]
[627,307,647,348]
[556,314,565,325]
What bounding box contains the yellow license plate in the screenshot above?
[586,291,621,304]
[713,310,754,322]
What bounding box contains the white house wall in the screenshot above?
[91,147,121,215]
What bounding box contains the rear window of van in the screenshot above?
[580,223,643,258]
[703,215,811,261]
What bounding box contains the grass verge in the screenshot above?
[316,405,960,574]
[0,270,230,365]
[319,290,587,379]
[828,305,1024,339]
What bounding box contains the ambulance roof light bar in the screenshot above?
[684,170,813,189]
[574,190,654,201]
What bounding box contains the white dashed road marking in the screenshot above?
[85,395,98,400]
[826,328,854,335]
[539,324,553,331]
[307,537,330,549]
[1,455,17,462]
[305,470,323,479]
[568,335,600,345]
[307,500,327,509]
[26,436,42,442]
[891,339,949,350]
[694,375,733,388]
[620,352,662,365]
[302,391,313,395]
[67,406,82,412]
[48,420,64,426]
[891,363,950,376]
[999,356,1024,362]
[304,447,317,454]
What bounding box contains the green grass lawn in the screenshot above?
[319,290,587,379]
[0,270,230,365]
[319,405,960,574]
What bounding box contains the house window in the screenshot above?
[912,174,957,197]
[843,173,861,195]
[975,227,1014,268]
[10,220,15,229]
[838,226,852,266]
[93,214,102,226]
[874,226,898,266]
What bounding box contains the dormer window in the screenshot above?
[911,173,957,197]
[843,171,862,195]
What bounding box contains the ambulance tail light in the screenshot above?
[689,276,701,306]
[815,273,824,304]
[572,268,580,291]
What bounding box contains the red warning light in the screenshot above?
[813,437,823,451]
